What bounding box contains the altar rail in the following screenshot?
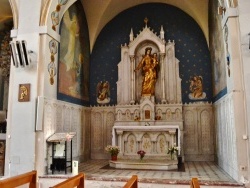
[123,175,138,188]
[50,173,85,188]
[0,170,37,188]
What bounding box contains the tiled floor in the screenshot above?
[78,159,244,187]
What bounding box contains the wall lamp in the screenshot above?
[9,40,34,68]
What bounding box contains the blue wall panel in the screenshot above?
[90,3,213,105]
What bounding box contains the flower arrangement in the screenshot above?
[105,145,120,156]
[167,144,179,160]
[137,150,146,160]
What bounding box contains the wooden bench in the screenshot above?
[0,170,37,188]
[123,175,138,188]
[50,172,84,188]
[190,177,200,188]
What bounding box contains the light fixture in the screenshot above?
[9,40,34,68]
[9,41,18,67]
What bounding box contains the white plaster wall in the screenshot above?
[213,1,250,184]
[4,0,79,177]
[237,0,250,184]
[5,0,42,176]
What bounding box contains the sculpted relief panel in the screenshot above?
[183,103,214,161]
[92,112,102,150]
[91,106,116,159]
[55,105,63,132]
[121,130,176,159]
[125,134,136,154]
[184,110,197,154]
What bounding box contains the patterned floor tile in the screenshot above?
[77,160,243,186]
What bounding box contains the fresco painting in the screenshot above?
[210,0,227,97]
[58,3,89,102]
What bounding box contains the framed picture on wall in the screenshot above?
[18,83,30,102]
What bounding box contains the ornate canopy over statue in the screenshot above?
[117,19,182,105]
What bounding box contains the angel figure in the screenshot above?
[189,75,206,100]
[63,10,80,71]
[96,81,110,104]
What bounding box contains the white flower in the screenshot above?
[105,145,120,156]
[167,145,179,154]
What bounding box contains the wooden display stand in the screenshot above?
[47,132,76,174]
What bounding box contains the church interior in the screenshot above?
[0,0,250,187]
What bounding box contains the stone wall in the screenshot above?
[41,97,91,174]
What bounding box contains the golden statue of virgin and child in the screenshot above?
[135,47,159,96]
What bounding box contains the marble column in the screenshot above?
[116,130,124,155]
[130,55,135,104]
[160,53,166,103]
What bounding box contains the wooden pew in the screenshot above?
[0,170,37,188]
[123,175,138,188]
[50,172,84,188]
[190,177,200,188]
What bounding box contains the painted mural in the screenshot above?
[209,0,227,99]
[58,1,90,103]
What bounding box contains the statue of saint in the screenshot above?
[135,47,159,96]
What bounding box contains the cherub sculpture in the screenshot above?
[96,81,110,104]
[189,75,206,100]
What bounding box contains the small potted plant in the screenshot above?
[137,150,146,160]
[105,145,120,161]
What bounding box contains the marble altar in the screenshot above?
[111,21,183,169]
